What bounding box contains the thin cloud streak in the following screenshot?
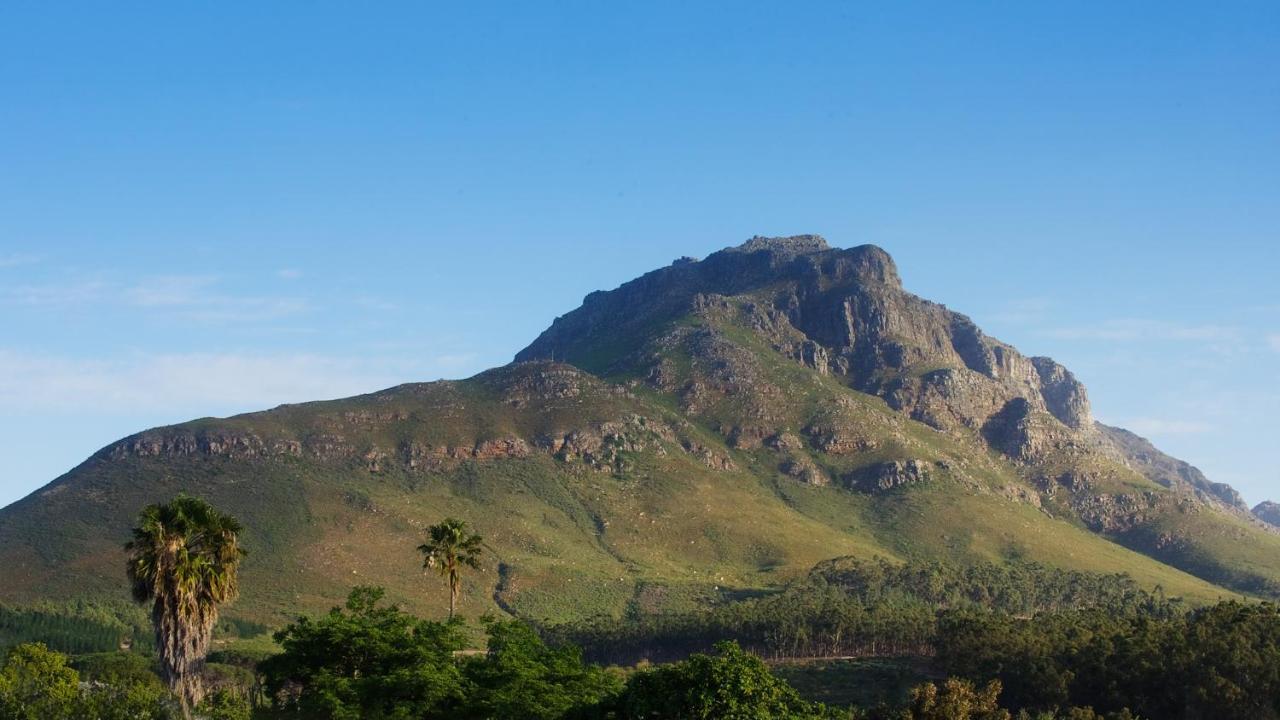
[0,253,41,268]
[1042,319,1241,343]
[5,274,311,323]
[1120,417,1215,437]
[0,349,481,415]
[986,297,1053,326]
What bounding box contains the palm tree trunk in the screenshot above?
[449,569,458,620]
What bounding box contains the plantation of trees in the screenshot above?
[4,497,1280,719]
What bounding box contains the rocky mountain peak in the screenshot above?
[731,234,830,256]
[1256,501,1280,528]
[519,236,1078,450]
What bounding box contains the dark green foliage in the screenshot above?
[196,688,252,720]
[934,602,1280,719]
[81,679,175,720]
[552,558,1173,665]
[259,588,622,720]
[72,650,161,686]
[216,616,269,639]
[552,558,1280,719]
[0,602,152,655]
[259,586,467,718]
[0,642,175,720]
[459,619,621,720]
[600,641,835,719]
[808,558,1172,617]
[0,642,81,719]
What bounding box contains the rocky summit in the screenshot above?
[2,236,1278,625]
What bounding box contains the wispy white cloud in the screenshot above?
[8,279,111,305]
[123,275,220,307]
[1122,418,1215,436]
[277,268,303,280]
[433,353,478,370]
[1268,334,1280,353]
[5,274,310,323]
[1042,319,1241,343]
[0,349,481,414]
[986,297,1052,326]
[354,296,400,312]
[0,253,41,268]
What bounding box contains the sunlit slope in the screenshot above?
[2,236,1273,625]
[0,359,1232,626]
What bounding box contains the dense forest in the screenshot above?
[546,558,1180,664]
[5,555,1280,719]
[0,602,153,656]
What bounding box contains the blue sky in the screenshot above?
[1,2,1277,509]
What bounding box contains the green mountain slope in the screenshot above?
[0,236,1274,626]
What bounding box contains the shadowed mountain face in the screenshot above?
[2,236,1277,625]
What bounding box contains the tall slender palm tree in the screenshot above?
[125,495,245,716]
[417,517,483,620]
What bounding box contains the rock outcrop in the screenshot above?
[1255,501,1280,528]
[518,236,1094,468]
[845,459,931,493]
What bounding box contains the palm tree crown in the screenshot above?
[125,495,245,715]
[417,517,483,619]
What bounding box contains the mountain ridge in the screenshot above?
[2,235,1276,625]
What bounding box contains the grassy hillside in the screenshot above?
[0,358,1236,627]
[1,238,1272,627]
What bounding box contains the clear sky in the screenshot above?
[1,2,1277,509]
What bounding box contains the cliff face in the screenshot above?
[520,237,1092,447]
[519,235,1269,559]
[519,237,1102,471]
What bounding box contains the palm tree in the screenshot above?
[417,517,483,620]
[125,495,245,716]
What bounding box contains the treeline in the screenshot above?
[13,581,1279,718]
[547,558,1179,665]
[250,586,1114,720]
[935,601,1280,719]
[808,557,1178,617]
[0,641,194,719]
[0,601,153,656]
[9,555,1280,719]
[542,556,1280,718]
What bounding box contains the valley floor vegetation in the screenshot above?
[5,497,1280,719]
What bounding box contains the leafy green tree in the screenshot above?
[461,619,622,720]
[83,679,175,720]
[0,642,175,720]
[418,518,484,620]
[611,640,833,719]
[195,688,251,720]
[903,678,1010,720]
[125,495,246,715]
[259,586,467,719]
[0,642,82,720]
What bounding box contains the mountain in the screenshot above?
[1255,501,1280,528]
[2,236,1276,627]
